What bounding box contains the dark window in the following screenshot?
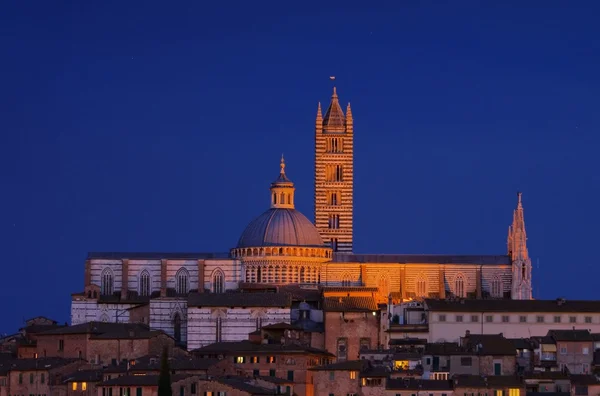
[136,388,142,396]
[173,312,182,343]
[190,383,196,394]
[460,357,472,366]
[253,369,259,377]
[287,370,294,381]
[269,369,276,377]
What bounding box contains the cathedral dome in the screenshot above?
[237,208,324,248]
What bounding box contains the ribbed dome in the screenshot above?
[237,208,324,248]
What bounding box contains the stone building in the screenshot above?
[422,299,600,343]
[70,86,536,351]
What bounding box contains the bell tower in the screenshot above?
[314,86,354,253]
[508,192,533,300]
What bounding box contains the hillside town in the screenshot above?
[2,294,600,396]
[2,88,595,396]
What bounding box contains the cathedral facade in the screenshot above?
[70,87,533,348]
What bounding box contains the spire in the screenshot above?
[270,156,295,209]
[507,192,528,261]
[316,102,322,122]
[346,103,353,125]
[322,86,345,128]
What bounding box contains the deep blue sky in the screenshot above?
[2,1,599,333]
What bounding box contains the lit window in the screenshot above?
[82,382,87,391]
[509,389,520,396]
[72,382,78,390]
[236,356,245,363]
[350,371,357,379]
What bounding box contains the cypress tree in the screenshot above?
[158,347,172,396]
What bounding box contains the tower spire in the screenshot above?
[508,192,532,300]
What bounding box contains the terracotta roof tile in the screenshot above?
[323,296,377,312]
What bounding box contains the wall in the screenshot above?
[324,311,379,361]
[556,340,594,374]
[428,312,600,342]
[36,334,89,359]
[186,307,290,350]
[312,370,361,396]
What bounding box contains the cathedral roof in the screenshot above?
[237,208,324,248]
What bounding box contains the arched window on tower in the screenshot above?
[175,268,189,295]
[455,274,465,298]
[491,276,502,298]
[101,268,114,296]
[139,270,151,296]
[300,267,305,283]
[173,312,182,344]
[212,269,224,293]
[257,267,262,283]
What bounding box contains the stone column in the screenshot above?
[197,259,205,293]
[360,265,367,286]
[438,266,446,299]
[399,267,406,300]
[84,259,92,287]
[120,259,129,299]
[476,267,482,299]
[160,259,168,297]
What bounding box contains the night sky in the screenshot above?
[2,2,599,333]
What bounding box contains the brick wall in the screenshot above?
[324,311,379,360]
[312,369,361,396]
[36,334,89,359]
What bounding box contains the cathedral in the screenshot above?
[70,86,533,349]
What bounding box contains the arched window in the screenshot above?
[101,268,114,296]
[455,274,465,298]
[257,267,262,283]
[213,269,224,293]
[139,270,151,296]
[100,314,110,323]
[300,267,305,283]
[175,268,189,295]
[173,312,182,343]
[416,275,427,297]
[491,276,502,298]
[341,273,352,287]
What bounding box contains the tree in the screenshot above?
[158,347,172,396]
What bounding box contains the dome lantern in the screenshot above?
[270,155,295,209]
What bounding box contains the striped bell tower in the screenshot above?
[314,86,354,253]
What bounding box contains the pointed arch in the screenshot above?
[454,274,465,298]
[212,268,225,293]
[172,311,182,343]
[416,274,427,297]
[99,313,110,323]
[491,275,503,298]
[101,268,114,296]
[377,274,390,298]
[341,272,352,287]
[175,268,189,295]
[139,269,151,296]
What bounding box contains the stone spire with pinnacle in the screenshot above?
[270,155,295,209]
[508,192,532,300]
